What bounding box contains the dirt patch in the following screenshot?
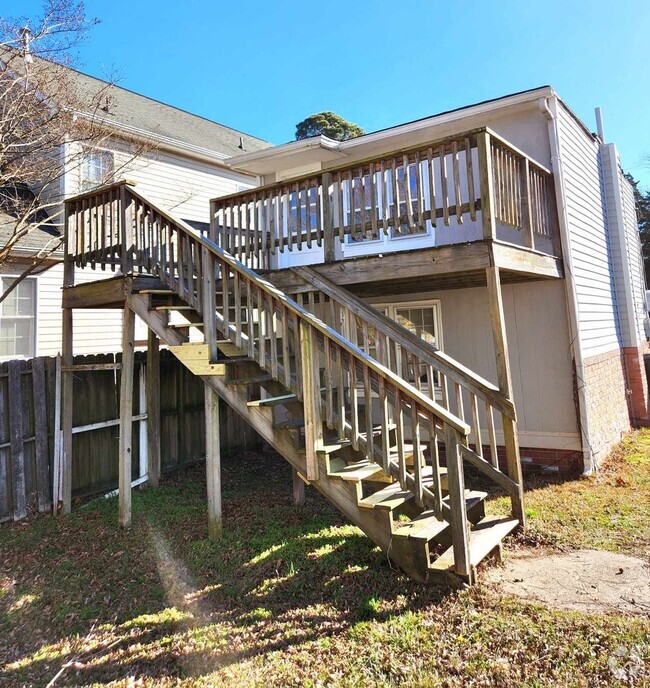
[485,549,650,615]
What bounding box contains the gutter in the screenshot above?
[539,95,594,474]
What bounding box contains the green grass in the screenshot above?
[1,435,649,687]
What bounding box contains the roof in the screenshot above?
[0,186,61,257]
[227,86,558,176]
[0,48,270,159]
[68,69,271,159]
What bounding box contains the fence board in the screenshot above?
[8,360,27,520]
[32,357,51,512]
[0,370,8,521]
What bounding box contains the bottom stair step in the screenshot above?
[392,509,449,540]
[430,515,519,573]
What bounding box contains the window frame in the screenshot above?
[0,275,38,361]
[80,148,115,193]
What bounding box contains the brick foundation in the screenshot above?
[622,344,650,426]
[583,349,634,466]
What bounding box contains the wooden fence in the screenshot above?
[0,350,261,522]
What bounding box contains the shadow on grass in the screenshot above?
[1,450,452,686]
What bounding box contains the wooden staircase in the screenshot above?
[64,181,526,586]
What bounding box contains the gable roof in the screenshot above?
[0,48,270,159]
[68,69,271,159]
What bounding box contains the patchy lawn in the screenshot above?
[1,431,649,687]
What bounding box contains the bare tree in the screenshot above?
[0,1,152,300]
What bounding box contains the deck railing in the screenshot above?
[210,127,559,269]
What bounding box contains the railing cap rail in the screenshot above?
[65,179,138,206]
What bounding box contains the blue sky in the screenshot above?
[16,0,650,188]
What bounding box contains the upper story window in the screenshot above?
[80,149,114,192]
[0,277,36,360]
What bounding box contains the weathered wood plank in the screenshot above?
[8,361,27,520]
[32,357,51,512]
[119,305,136,528]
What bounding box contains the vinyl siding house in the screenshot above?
[0,67,269,360]
[217,86,648,473]
[57,84,648,583]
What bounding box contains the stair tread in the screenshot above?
[392,510,449,540]
[247,393,298,408]
[316,439,352,454]
[168,322,204,328]
[430,515,519,572]
[358,481,412,511]
[328,458,388,482]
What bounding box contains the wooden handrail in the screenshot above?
[292,266,515,420]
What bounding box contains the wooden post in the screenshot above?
[477,131,496,240]
[300,322,322,480]
[292,467,305,506]
[146,329,161,488]
[204,383,222,539]
[120,183,134,275]
[118,304,136,528]
[519,158,534,249]
[486,266,525,526]
[322,172,335,263]
[444,425,471,580]
[201,248,218,362]
[60,203,75,515]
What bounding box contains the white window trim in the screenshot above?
[0,274,38,361]
[80,147,115,193]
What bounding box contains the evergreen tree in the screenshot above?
[295,112,364,141]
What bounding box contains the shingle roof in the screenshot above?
[68,69,271,158]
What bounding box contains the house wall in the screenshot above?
[555,102,647,463]
[367,279,581,467]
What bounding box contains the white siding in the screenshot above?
[369,280,580,450]
[556,104,620,358]
[620,172,647,343]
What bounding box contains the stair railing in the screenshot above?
[288,266,524,522]
[65,181,483,578]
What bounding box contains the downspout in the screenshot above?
[539,95,594,474]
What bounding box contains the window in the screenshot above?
[80,149,114,192]
[0,277,36,359]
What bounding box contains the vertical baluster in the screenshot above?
[426,364,436,401]
[257,288,266,368]
[455,382,465,422]
[411,353,422,391]
[414,151,424,229]
[347,169,355,240]
[336,172,345,243]
[487,405,499,469]
[349,353,359,450]
[363,365,373,461]
[281,307,290,388]
[324,337,333,428]
[428,413,443,518]
[221,264,230,335]
[391,157,400,237]
[303,183,311,249]
[233,271,242,348]
[369,163,378,240]
[395,389,406,486]
[379,159,389,235]
[439,145,450,226]
[426,147,437,228]
[245,277,254,359]
[336,346,345,438]
[411,401,423,506]
[293,313,302,399]
[268,296,278,380]
[293,182,302,251]
[402,154,415,233]
[379,377,390,472]
[452,140,463,224]
[470,393,483,458]
[466,137,476,221]
[315,179,323,248]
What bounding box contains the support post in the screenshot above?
[120,183,134,275]
[204,383,222,539]
[519,158,534,249]
[119,304,136,528]
[60,202,75,515]
[292,468,305,506]
[322,172,335,263]
[485,266,525,526]
[477,131,496,240]
[300,322,322,480]
[146,329,161,488]
[201,248,218,362]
